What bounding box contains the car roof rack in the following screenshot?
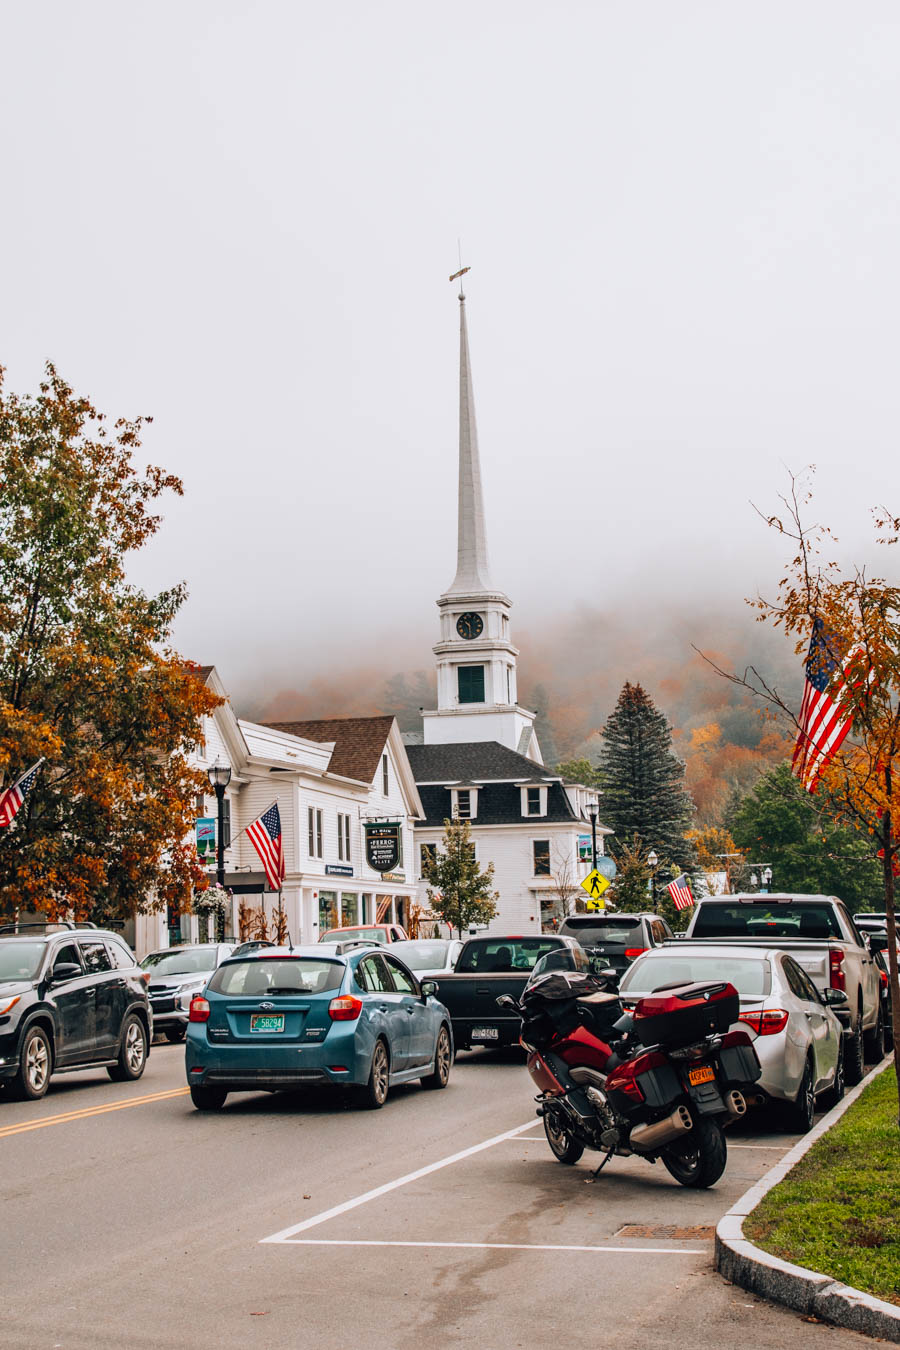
[0,920,78,934]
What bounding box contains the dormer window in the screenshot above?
[451,787,478,820]
[520,785,548,817]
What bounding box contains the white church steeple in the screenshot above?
[422,281,541,762]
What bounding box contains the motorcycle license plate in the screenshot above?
[250,1013,284,1033]
[688,1064,715,1086]
[472,1026,499,1040]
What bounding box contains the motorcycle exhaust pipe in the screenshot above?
[629,1104,693,1152]
[726,1089,747,1118]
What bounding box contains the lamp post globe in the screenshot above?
[207,761,232,890]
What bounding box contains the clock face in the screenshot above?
[456,611,484,640]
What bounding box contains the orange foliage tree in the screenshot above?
[705,472,900,1117]
[0,365,221,921]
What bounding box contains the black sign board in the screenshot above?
[365,822,401,873]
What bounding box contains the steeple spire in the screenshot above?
[445,288,493,596]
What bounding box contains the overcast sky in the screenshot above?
[3,3,898,705]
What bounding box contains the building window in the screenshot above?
[337,812,351,862]
[382,754,389,797]
[455,789,472,819]
[533,840,551,876]
[308,806,323,860]
[195,793,205,816]
[420,843,437,876]
[458,665,485,704]
[526,788,541,816]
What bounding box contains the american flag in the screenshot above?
[792,620,867,793]
[0,759,44,829]
[246,802,285,892]
[667,874,694,911]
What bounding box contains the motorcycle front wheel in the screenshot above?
[543,1110,585,1164]
[661,1118,726,1188]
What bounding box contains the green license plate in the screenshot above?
[250,1013,284,1033]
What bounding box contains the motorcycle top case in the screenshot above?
[631,980,739,1048]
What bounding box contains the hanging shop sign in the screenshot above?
[365,822,401,873]
[578,834,592,861]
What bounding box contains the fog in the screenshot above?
[2,2,898,713]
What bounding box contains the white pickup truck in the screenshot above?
[682,893,883,1085]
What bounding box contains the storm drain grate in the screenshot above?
[614,1224,716,1240]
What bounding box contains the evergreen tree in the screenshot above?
[599,682,694,866]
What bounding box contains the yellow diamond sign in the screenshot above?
[580,869,610,908]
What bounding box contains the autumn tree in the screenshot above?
[605,834,693,930]
[423,818,499,938]
[705,471,900,1121]
[0,364,220,921]
[687,824,748,895]
[599,683,694,866]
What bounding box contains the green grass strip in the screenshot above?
[745,1069,900,1306]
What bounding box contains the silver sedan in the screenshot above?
[617,943,845,1132]
[387,939,464,978]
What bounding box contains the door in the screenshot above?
[785,956,837,1089]
[383,955,433,1068]
[45,942,95,1065]
[358,954,409,1071]
[79,940,119,1056]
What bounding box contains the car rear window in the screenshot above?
[321,928,388,944]
[390,941,453,970]
[619,954,771,998]
[690,903,841,940]
[209,957,345,996]
[560,919,641,946]
[455,939,565,973]
[140,948,220,976]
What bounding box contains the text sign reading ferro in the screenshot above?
[365,822,401,873]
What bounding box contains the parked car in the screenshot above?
[855,914,889,935]
[430,934,587,1051]
[618,943,847,1131]
[683,894,882,1084]
[319,924,408,945]
[557,912,674,978]
[140,943,234,1043]
[184,945,453,1110]
[231,940,276,957]
[386,939,463,976]
[0,923,151,1100]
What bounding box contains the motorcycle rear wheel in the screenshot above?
[543,1111,585,1164]
[661,1118,726,1188]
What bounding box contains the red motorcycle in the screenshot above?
[498,963,761,1188]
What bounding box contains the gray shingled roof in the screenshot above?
[405,742,577,829]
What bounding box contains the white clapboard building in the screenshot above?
[135,671,423,957]
[405,286,611,933]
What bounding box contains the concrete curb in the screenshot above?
[716,1057,900,1342]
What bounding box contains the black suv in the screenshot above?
[556,912,674,979]
[0,923,151,1100]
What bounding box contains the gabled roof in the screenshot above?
[404,742,559,785]
[265,716,396,785]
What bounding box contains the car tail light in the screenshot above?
[189,996,210,1022]
[738,1009,789,1036]
[624,947,647,961]
[879,968,888,989]
[829,948,846,991]
[328,995,363,1021]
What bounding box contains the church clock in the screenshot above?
[456,612,484,640]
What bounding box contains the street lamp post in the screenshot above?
[207,760,232,890]
[585,794,600,872]
[647,849,659,914]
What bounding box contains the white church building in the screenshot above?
[406,284,611,933]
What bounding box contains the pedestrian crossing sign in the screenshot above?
[580,869,610,908]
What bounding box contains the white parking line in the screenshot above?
[260,1120,536,1244]
[279,1239,707,1254]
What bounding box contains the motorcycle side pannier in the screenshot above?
[631,980,739,1048]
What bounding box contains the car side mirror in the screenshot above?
[50,962,82,984]
[496,994,518,1011]
[824,988,849,1006]
[420,980,437,999]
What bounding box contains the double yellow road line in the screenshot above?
[0,1085,190,1138]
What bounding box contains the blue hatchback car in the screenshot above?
[184,945,453,1110]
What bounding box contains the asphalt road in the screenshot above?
[0,1041,876,1350]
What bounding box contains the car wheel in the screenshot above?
[863,1004,884,1064]
[107,1015,147,1082]
[421,1025,452,1090]
[357,1039,390,1109]
[844,1013,865,1086]
[789,1057,816,1133]
[165,1026,186,1044]
[662,1118,727,1188]
[10,1025,52,1100]
[190,1084,227,1111]
[821,1040,845,1111]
